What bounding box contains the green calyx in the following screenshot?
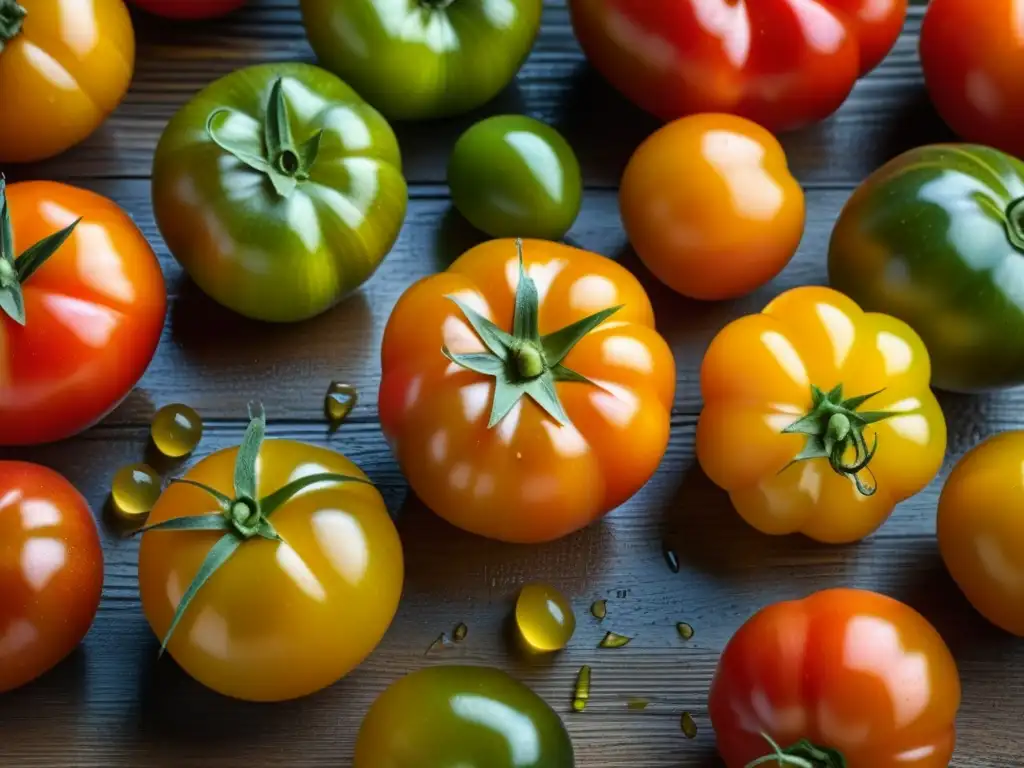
[781,383,896,497]
[1005,197,1024,252]
[0,176,81,326]
[443,238,622,428]
[206,77,323,198]
[136,403,370,657]
[745,733,846,768]
[0,0,26,51]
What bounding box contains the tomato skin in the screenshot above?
[710,589,960,768]
[137,439,404,702]
[568,0,907,132]
[0,0,134,163]
[0,182,167,446]
[130,0,246,19]
[620,113,805,300]
[0,462,104,694]
[379,238,675,544]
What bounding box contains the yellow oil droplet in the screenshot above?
[325,382,358,428]
[676,622,694,641]
[453,622,468,642]
[590,599,607,620]
[516,582,576,652]
[111,463,162,522]
[681,711,698,739]
[627,698,649,711]
[151,403,203,457]
[572,665,590,712]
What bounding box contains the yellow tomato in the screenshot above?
[0,0,135,163]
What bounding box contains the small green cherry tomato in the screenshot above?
[448,115,582,240]
[354,666,575,768]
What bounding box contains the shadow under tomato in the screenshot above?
[434,207,488,269]
[0,646,89,750]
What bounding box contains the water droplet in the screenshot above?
[425,632,452,655]
[572,665,590,712]
[111,463,161,522]
[516,582,576,652]
[598,631,632,649]
[325,382,357,429]
[681,711,698,739]
[590,599,607,620]
[676,622,694,641]
[663,544,680,573]
[627,698,649,711]
[453,622,468,642]
[151,403,203,457]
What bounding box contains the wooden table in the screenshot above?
[2,1,1019,766]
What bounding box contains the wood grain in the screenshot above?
[2,0,1022,766]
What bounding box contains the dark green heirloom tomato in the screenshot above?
[448,115,582,240]
[829,144,1024,392]
[354,666,575,768]
[298,0,543,121]
[152,63,408,323]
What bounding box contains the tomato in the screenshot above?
[829,144,1024,392]
[130,0,246,19]
[0,462,103,694]
[152,62,408,323]
[709,589,961,768]
[696,286,946,544]
[448,116,582,241]
[379,238,675,544]
[137,407,403,702]
[568,0,907,132]
[354,666,575,768]
[920,0,1024,159]
[620,113,805,301]
[0,180,166,446]
[298,0,543,121]
[0,0,134,164]
[938,432,1024,637]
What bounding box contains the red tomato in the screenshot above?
[709,589,961,768]
[0,181,167,446]
[568,0,908,132]
[920,0,1024,158]
[0,462,103,693]
[130,0,246,19]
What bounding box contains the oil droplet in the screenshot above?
[453,622,468,642]
[681,711,698,739]
[627,698,649,711]
[425,632,452,655]
[676,622,694,641]
[572,665,591,712]
[598,631,632,649]
[590,599,607,620]
[516,582,577,652]
[325,382,358,429]
[111,463,162,522]
[663,545,680,574]
[150,403,203,458]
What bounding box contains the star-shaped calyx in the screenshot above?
[443,239,622,428]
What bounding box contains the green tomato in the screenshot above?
[354,666,575,768]
[298,0,543,121]
[152,62,408,323]
[828,144,1024,392]
[448,115,582,240]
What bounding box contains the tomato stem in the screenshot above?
[1005,198,1024,252]
[513,340,545,379]
[0,0,26,51]
[745,733,846,768]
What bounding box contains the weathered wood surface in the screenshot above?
[3,1,1021,766]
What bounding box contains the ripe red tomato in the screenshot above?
[0,462,104,693]
[568,0,908,132]
[130,0,245,19]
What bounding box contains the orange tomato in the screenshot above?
[0,0,134,164]
[379,238,675,544]
[0,461,104,693]
[620,113,805,301]
[0,181,167,446]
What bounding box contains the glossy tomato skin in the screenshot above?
[710,589,960,767]
[299,0,543,121]
[0,182,167,446]
[621,114,805,300]
[131,0,246,18]
[354,666,575,768]
[0,462,103,694]
[448,116,582,240]
[568,0,907,132]
[138,439,404,702]
[152,62,407,323]
[0,0,134,163]
[920,0,1024,158]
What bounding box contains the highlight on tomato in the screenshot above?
[130,0,246,19]
[0,0,135,163]
[379,238,676,544]
[0,179,167,446]
[620,113,805,301]
[710,588,961,768]
[137,405,404,702]
[0,461,104,694]
[696,286,946,544]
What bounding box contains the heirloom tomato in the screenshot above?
[137,407,403,702]
[696,286,945,544]
[710,589,960,768]
[298,0,543,121]
[152,63,408,323]
[0,180,166,446]
[131,0,246,19]
[829,144,1024,392]
[568,0,907,132]
[379,238,675,544]
[620,113,805,301]
[0,462,103,694]
[0,0,134,164]
[920,0,1024,159]
[938,432,1024,637]
[354,666,575,768]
